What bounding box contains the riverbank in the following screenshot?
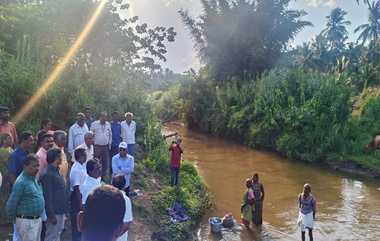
[153,68,380,181]
[327,158,380,180]
[189,123,380,181]
[130,120,210,241]
[0,160,209,241]
[130,158,210,241]
[0,120,210,241]
[166,122,380,241]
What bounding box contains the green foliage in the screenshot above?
[141,115,209,241]
[149,85,186,122]
[151,162,209,241]
[170,64,380,170]
[176,68,371,163]
[149,69,193,91]
[355,0,380,46]
[280,1,380,90]
[180,0,312,80]
[321,8,351,50]
[348,96,380,154]
[0,0,176,131]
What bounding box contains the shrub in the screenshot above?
[181,68,356,163]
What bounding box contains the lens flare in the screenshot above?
[12,0,108,124]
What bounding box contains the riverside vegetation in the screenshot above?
[1,0,380,239]
[0,1,208,240]
[152,0,380,176]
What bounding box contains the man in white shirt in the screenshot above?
[76,132,94,162]
[121,112,136,157]
[68,113,89,155]
[80,159,102,205]
[112,175,133,241]
[112,142,134,196]
[69,148,87,241]
[91,112,112,179]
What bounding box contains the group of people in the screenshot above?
[0,103,319,241]
[0,106,136,241]
[241,173,265,227]
[241,174,316,241]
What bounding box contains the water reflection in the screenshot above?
[164,123,380,241]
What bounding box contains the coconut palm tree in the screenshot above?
[355,0,380,46]
[321,8,351,50]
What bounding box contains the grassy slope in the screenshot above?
[131,139,210,241]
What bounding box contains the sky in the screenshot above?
[128,0,368,73]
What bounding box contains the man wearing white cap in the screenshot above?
[111,142,134,196]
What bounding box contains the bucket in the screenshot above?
[209,217,223,233]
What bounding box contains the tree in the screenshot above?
[0,0,177,127]
[179,0,311,81]
[0,0,176,72]
[321,8,351,50]
[355,0,380,47]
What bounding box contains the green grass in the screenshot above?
[347,152,380,171]
[150,162,210,241]
[141,125,210,241]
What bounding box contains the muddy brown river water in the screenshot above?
[164,123,380,241]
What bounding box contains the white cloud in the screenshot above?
[324,0,338,7]
[305,0,322,7]
[305,0,337,7]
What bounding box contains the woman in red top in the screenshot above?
[169,138,183,186]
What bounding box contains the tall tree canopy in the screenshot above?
[0,0,176,125]
[180,0,311,81]
[355,0,380,46]
[321,8,351,50]
[0,0,176,72]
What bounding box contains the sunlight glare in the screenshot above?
[12,0,108,124]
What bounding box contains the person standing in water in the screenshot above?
[241,178,255,228]
[251,173,264,225]
[297,183,316,241]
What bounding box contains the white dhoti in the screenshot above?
[297,212,314,231]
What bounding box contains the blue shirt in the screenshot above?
[299,195,316,215]
[111,121,122,147]
[7,147,28,176]
[112,154,134,187]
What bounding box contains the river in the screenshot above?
[164,123,380,241]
